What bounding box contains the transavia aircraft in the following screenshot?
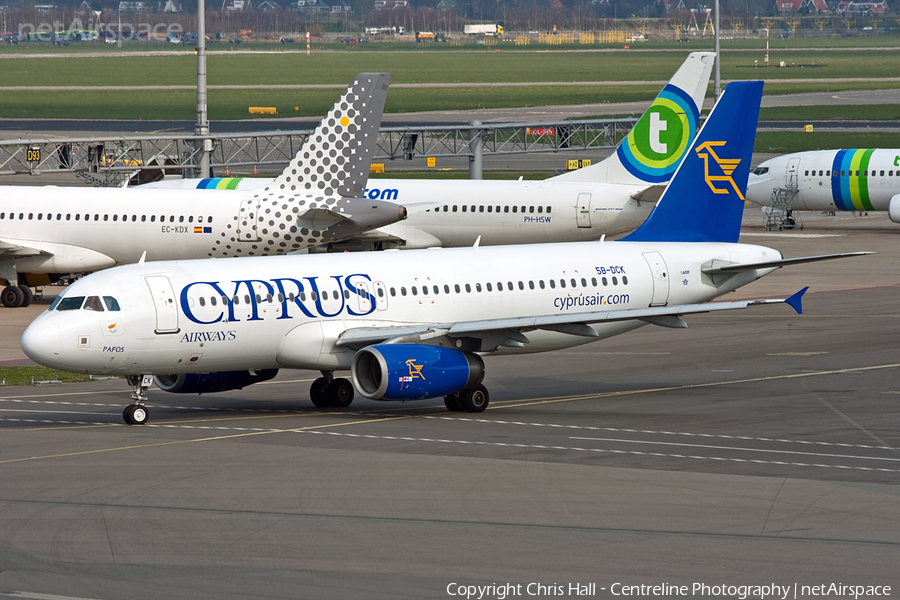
[22,81,869,425]
[0,73,406,308]
[144,52,716,251]
[747,149,900,223]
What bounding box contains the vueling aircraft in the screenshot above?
[0,74,405,308]
[747,149,900,221]
[22,81,867,425]
[145,52,716,251]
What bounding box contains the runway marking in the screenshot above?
[0,414,413,465]
[766,352,828,356]
[569,436,900,463]
[294,430,900,474]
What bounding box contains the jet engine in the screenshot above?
[154,369,279,394]
[351,344,484,400]
[889,195,900,224]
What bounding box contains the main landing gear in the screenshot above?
[123,375,152,425]
[1,285,33,308]
[443,384,489,413]
[309,370,355,408]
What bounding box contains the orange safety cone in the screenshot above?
[225,168,230,176]
[253,166,257,174]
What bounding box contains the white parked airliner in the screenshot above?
[145,52,716,251]
[0,73,404,308]
[747,149,900,222]
[22,81,868,425]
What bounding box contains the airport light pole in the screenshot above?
[714,0,721,98]
[196,0,211,178]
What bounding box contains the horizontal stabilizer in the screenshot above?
[701,252,873,274]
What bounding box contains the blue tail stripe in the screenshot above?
[620,80,763,244]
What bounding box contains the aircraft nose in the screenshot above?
[22,320,62,367]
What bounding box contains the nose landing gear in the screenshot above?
[123,374,153,425]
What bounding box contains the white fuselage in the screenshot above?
[22,240,779,377]
[146,177,656,248]
[747,149,900,212]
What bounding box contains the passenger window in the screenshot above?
[412,287,418,296]
[454,284,461,293]
[401,287,407,296]
[623,276,629,285]
[452,206,458,213]
[580,278,586,287]
[28,213,33,220]
[211,296,217,306]
[465,284,471,293]
[476,283,482,292]
[170,216,175,222]
[199,297,206,307]
[547,207,551,214]
[602,277,608,286]
[560,279,566,288]
[189,216,194,223]
[881,171,885,176]
[390,288,396,297]
[612,276,618,285]
[151,215,156,222]
[549,280,556,289]
[343,290,350,300]
[66,214,71,221]
[244,294,251,304]
[512,206,517,213]
[529,206,535,213]
[486,283,492,292]
[591,277,597,286]
[504,206,509,213]
[37,213,42,220]
[103,296,121,311]
[443,285,449,294]
[539,280,545,289]
[103,215,108,221]
[433,285,439,295]
[311,292,318,301]
[443,205,448,212]
[479,206,484,213]
[571,278,577,287]
[75,214,80,221]
[132,215,137,222]
[56,296,85,311]
[804,170,809,176]
[142,215,146,222]
[462,205,467,212]
[487,206,492,213]
[94,214,99,221]
[538,206,543,213]
[179,216,184,223]
[113,215,118,222]
[300,292,307,301]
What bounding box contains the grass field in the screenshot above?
[0,366,105,386]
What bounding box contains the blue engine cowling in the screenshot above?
[154,369,279,394]
[351,344,484,400]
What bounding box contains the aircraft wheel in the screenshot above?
[459,384,489,413]
[1,286,24,308]
[444,393,464,412]
[309,377,331,408]
[327,378,354,408]
[123,404,149,425]
[18,286,33,307]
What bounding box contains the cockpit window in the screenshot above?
[83,296,104,311]
[48,296,62,311]
[752,166,769,175]
[103,296,121,311]
[56,296,86,311]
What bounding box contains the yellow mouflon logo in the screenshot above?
[695,141,744,200]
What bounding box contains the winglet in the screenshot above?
[784,286,808,315]
[138,251,147,264]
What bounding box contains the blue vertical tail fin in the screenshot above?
[620,80,763,243]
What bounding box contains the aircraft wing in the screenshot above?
[0,239,49,258]
[335,289,806,351]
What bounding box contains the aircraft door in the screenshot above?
[786,157,801,189]
[373,281,388,311]
[237,197,261,242]
[576,192,592,228]
[642,252,669,307]
[145,275,180,334]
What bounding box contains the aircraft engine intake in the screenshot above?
[154,369,279,394]
[351,344,484,400]
[889,195,900,223]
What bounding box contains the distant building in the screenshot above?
[118,1,149,11]
[222,0,249,10]
[257,0,279,9]
[835,0,888,14]
[373,0,408,9]
[775,0,828,13]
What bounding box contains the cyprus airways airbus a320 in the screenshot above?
[747,149,900,221]
[145,52,716,251]
[0,73,405,308]
[22,80,868,425]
